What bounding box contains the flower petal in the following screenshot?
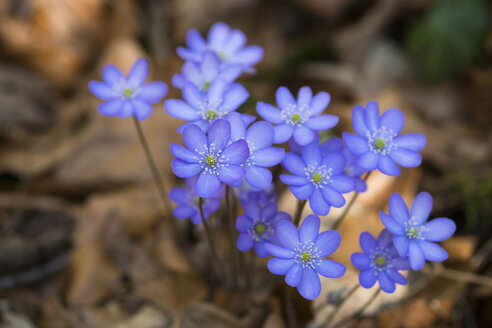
[290,184,314,200]
[265,243,294,258]
[351,105,369,136]
[299,214,320,244]
[183,83,203,109]
[321,187,345,208]
[208,119,231,151]
[389,193,410,224]
[183,124,208,154]
[294,126,316,146]
[330,176,355,193]
[171,159,202,178]
[279,175,309,186]
[245,166,272,190]
[282,153,306,176]
[218,165,245,185]
[316,259,345,278]
[195,172,221,197]
[360,232,377,254]
[418,241,448,262]
[236,215,253,231]
[132,99,154,120]
[138,82,168,103]
[393,236,409,258]
[222,83,249,112]
[246,121,274,149]
[322,153,346,174]
[379,108,404,135]
[394,133,426,151]
[276,220,300,250]
[128,58,149,87]
[285,264,303,287]
[359,269,377,288]
[102,64,125,85]
[267,257,295,274]
[378,155,400,176]
[302,141,322,164]
[222,139,249,164]
[410,192,433,225]
[357,152,379,171]
[165,99,200,120]
[315,230,341,257]
[351,253,371,269]
[305,115,339,131]
[422,218,456,242]
[309,189,330,215]
[389,149,422,168]
[170,143,199,162]
[380,212,405,235]
[257,102,283,124]
[408,241,426,270]
[364,101,380,132]
[378,271,396,293]
[310,91,331,115]
[237,233,253,251]
[297,268,321,300]
[253,147,285,167]
[273,124,294,144]
[89,81,114,100]
[343,133,369,155]
[98,99,123,116]
[387,269,407,285]
[276,86,296,111]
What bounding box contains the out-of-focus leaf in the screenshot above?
[405,0,488,84]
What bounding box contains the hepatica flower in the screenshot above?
[170,119,249,197]
[226,112,285,189]
[264,215,345,300]
[257,87,338,145]
[380,192,456,270]
[165,78,249,133]
[320,137,368,193]
[236,201,291,257]
[343,101,426,176]
[237,182,277,208]
[280,141,355,216]
[351,230,410,293]
[177,22,263,72]
[172,50,242,91]
[89,58,168,120]
[169,176,224,224]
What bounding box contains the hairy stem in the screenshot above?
[323,284,360,327]
[293,199,307,227]
[332,287,381,328]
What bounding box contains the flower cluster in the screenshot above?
[88,22,457,302]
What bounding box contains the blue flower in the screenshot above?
[380,192,456,271]
[226,112,285,189]
[177,22,263,73]
[165,78,249,133]
[169,176,225,224]
[237,182,277,208]
[257,86,338,145]
[342,101,426,176]
[236,201,291,257]
[172,50,243,91]
[320,137,368,193]
[264,215,346,300]
[351,230,411,293]
[89,58,168,120]
[170,119,249,197]
[279,141,355,216]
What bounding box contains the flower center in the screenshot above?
[254,223,265,235]
[123,87,133,98]
[206,109,217,121]
[374,138,385,150]
[291,113,301,123]
[301,251,311,262]
[312,172,323,184]
[205,154,216,166]
[194,196,200,205]
[406,227,419,238]
[375,256,386,266]
[217,51,226,61]
[366,127,397,155]
[280,104,311,126]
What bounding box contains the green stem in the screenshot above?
[331,171,372,230]
[323,284,360,327]
[199,198,222,287]
[332,287,381,328]
[225,186,240,289]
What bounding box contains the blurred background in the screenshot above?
[0,0,491,327]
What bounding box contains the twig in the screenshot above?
[422,264,492,288]
[332,288,381,328]
[323,284,360,327]
[331,172,372,230]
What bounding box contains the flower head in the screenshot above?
[236,201,291,257]
[351,230,410,293]
[264,215,345,300]
[320,137,368,192]
[225,112,285,189]
[342,101,426,176]
[237,182,277,208]
[172,50,243,91]
[170,119,249,197]
[165,78,249,133]
[169,177,225,224]
[257,86,338,145]
[280,141,355,216]
[88,58,168,120]
[177,22,263,73]
[380,192,456,270]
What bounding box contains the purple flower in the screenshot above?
[170,119,249,197]
[226,112,285,189]
[351,230,411,293]
[279,141,355,216]
[172,50,243,91]
[177,22,263,73]
[380,192,456,270]
[237,182,277,208]
[236,201,291,257]
[88,58,167,120]
[165,78,249,133]
[342,101,426,176]
[264,215,346,300]
[257,86,338,145]
[169,177,225,224]
[320,137,368,193]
